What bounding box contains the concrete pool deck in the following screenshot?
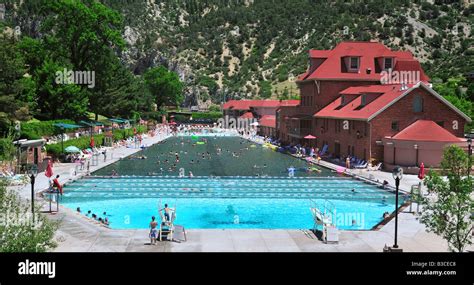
[49,203,459,252]
[8,130,471,252]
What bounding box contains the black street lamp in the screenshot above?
[28,164,38,223]
[392,166,403,250]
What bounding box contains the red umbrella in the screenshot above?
[45,160,53,178]
[418,162,425,180]
[90,137,95,148]
[304,135,317,139]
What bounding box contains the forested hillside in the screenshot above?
[1,0,473,126]
[99,0,473,102]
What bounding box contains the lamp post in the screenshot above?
[60,126,65,154]
[392,166,403,250]
[28,164,38,223]
[467,137,472,176]
[414,144,419,167]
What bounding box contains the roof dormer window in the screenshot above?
[384,57,393,70]
[350,57,359,70]
[360,94,366,106]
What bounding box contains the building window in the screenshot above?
[360,94,367,106]
[350,57,359,70]
[384,57,393,70]
[413,95,423,112]
[391,121,399,131]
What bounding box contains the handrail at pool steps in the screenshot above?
[309,199,339,243]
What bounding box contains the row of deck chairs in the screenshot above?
[0,170,29,185]
[351,158,383,170]
[352,158,368,169]
[317,145,382,170]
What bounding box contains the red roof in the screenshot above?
[223,100,300,110]
[277,100,300,107]
[239,112,254,119]
[223,100,255,110]
[259,115,276,128]
[314,82,471,122]
[300,41,430,82]
[391,120,462,142]
[309,50,331,58]
[314,84,407,120]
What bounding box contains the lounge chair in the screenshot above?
[319,144,328,156]
[0,170,29,185]
[354,162,368,169]
[368,162,382,171]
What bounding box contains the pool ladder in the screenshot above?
[309,199,339,243]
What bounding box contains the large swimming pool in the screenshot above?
[60,136,402,230]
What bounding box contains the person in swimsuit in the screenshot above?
[160,204,173,221]
[149,216,158,245]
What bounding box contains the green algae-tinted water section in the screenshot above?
[93,136,335,177]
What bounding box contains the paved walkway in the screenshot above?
[8,130,468,252]
[10,132,171,200]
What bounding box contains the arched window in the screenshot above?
[413,95,423,112]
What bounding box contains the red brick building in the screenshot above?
[223,99,299,136]
[277,41,471,168]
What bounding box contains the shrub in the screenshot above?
[191,112,223,120]
[46,134,105,156]
[208,104,221,112]
[45,125,146,157]
[141,111,163,121]
[20,119,75,140]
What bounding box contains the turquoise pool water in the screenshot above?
[61,176,402,230]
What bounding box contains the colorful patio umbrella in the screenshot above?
[45,160,53,178]
[304,135,317,139]
[65,146,81,153]
[418,162,425,180]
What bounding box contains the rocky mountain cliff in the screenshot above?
[4,0,473,107]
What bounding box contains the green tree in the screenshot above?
[40,0,125,71]
[0,34,34,135]
[144,66,184,108]
[0,134,16,162]
[39,0,126,119]
[434,77,473,130]
[420,145,474,252]
[258,81,272,99]
[279,87,289,100]
[34,60,89,120]
[0,180,58,252]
